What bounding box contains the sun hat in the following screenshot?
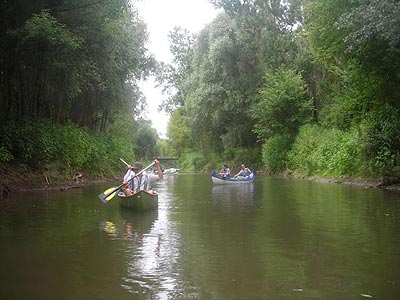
[132,162,143,170]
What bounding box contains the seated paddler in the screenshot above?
[122,159,163,196]
[234,164,252,178]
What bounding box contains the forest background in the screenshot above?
[1,0,399,189]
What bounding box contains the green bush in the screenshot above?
[0,120,39,163]
[0,119,136,176]
[320,64,380,130]
[287,124,363,177]
[262,135,293,172]
[1,120,66,165]
[219,147,261,171]
[0,145,13,163]
[358,104,400,175]
[286,111,400,178]
[179,152,206,171]
[252,68,312,139]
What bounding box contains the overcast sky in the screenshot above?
[135,0,219,138]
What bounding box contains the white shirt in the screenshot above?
[123,170,160,192]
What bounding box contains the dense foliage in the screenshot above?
[0,0,154,131]
[0,0,162,174]
[1,0,399,180]
[252,69,312,140]
[159,0,399,177]
[0,120,134,177]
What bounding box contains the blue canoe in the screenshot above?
[211,171,255,184]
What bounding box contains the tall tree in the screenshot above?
[181,0,302,152]
[337,0,400,102]
[0,0,154,132]
[132,119,159,160]
[252,68,312,140]
[157,26,195,112]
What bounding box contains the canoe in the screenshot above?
[163,168,179,175]
[152,168,179,175]
[211,171,255,184]
[117,190,158,210]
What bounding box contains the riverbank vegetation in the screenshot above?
[1,0,399,189]
[160,0,400,182]
[0,0,170,186]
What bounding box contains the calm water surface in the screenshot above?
[1,174,400,300]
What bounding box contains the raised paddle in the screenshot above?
[119,158,129,166]
[98,161,155,203]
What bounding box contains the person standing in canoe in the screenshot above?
[234,164,252,178]
[218,164,231,177]
[122,159,163,196]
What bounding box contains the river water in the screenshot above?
[1,174,399,300]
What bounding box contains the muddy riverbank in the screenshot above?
[2,168,400,198]
[0,167,121,197]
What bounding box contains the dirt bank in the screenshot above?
[307,176,400,192]
[0,167,121,197]
[2,168,400,198]
[261,170,400,193]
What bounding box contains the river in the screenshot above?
[1,173,399,300]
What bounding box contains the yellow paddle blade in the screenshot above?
[98,187,119,203]
[104,191,117,202]
[104,187,117,195]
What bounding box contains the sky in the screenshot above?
[135,0,219,138]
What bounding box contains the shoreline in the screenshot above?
[2,170,400,198]
[282,174,400,192]
[306,176,400,192]
[1,177,120,196]
[1,168,122,197]
[260,171,400,192]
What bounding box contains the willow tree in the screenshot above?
[132,119,160,160]
[182,0,303,152]
[252,68,312,141]
[157,27,195,113]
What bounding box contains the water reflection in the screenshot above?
[98,206,164,297]
[211,183,255,207]
[119,208,158,241]
[99,208,158,241]
[98,220,119,238]
[2,177,400,300]
[99,179,184,299]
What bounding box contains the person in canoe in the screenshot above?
[218,164,231,177]
[234,164,252,178]
[122,159,163,196]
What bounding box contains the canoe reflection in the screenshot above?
[99,208,158,240]
[119,208,158,240]
[211,183,255,206]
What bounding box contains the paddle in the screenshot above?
[119,157,129,166]
[98,161,155,203]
